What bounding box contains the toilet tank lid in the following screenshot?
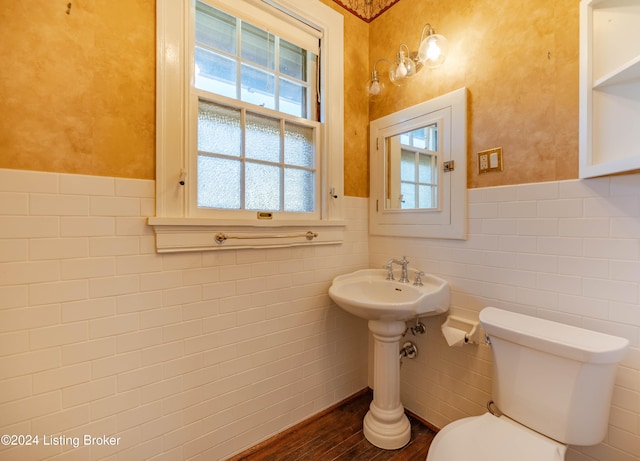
[479,307,629,364]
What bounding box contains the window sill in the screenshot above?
[148,217,346,252]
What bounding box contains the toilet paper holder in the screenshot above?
[441,315,480,345]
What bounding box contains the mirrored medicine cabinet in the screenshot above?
[369,87,468,239]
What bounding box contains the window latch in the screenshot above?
[443,161,455,172]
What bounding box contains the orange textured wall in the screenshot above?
[0,1,579,191]
[0,1,155,179]
[319,0,370,198]
[368,0,579,188]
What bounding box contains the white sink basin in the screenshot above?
[329,269,449,321]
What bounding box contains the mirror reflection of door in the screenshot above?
[385,122,439,210]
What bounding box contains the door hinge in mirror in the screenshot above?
[443,160,455,172]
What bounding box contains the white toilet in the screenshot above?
[426,306,629,461]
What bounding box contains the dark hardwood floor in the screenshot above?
[228,389,436,461]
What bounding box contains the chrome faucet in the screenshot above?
[384,256,410,283]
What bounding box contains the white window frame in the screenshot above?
[150,0,345,252]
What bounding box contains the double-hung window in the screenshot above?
[194,1,319,217]
[152,0,344,251]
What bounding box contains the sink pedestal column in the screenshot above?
[363,319,411,449]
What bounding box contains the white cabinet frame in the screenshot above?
[579,0,640,178]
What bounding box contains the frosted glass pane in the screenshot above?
[198,156,241,209]
[245,162,280,210]
[280,79,306,118]
[418,154,434,183]
[419,185,435,209]
[284,168,315,212]
[241,64,275,110]
[198,100,241,156]
[401,182,415,209]
[195,2,236,54]
[246,113,280,162]
[400,151,415,181]
[284,122,314,167]
[195,48,237,97]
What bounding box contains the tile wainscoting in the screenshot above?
[0,168,370,460]
[1,167,638,460]
[372,174,640,461]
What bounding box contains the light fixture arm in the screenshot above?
[366,58,393,99]
[370,57,394,86]
[372,58,393,75]
[366,22,448,100]
[418,23,436,48]
[409,23,437,67]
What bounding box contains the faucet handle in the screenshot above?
[413,270,425,286]
[384,262,395,280]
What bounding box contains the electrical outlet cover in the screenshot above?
[478,148,503,173]
[479,153,489,171]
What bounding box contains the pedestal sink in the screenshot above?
[329,268,449,449]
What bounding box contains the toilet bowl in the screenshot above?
[426,413,566,461]
[425,307,629,461]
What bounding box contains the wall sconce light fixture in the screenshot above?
[366,23,449,100]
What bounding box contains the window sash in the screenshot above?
[194,96,319,215]
[191,1,320,218]
[194,2,318,120]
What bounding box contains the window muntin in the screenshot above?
[194,1,317,120]
[193,1,319,215]
[196,99,317,213]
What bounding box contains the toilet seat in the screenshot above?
[426,413,567,461]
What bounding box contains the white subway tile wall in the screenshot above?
[372,174,640,461]
[0,169,369,460]
[1,168,639,460]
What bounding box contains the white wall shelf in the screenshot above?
[593,55,640,89]
[579,0,640,178]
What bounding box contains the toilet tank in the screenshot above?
[479,307,629,446]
